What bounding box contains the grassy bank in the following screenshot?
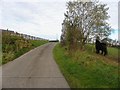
[2,35,48,65]
[53,44,119,88]
[13,40,48,61]
[30,40,48,47]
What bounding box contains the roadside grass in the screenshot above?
[53,44,119,88]
[2,40,48,65]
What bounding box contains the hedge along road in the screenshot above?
[2,42,70,88]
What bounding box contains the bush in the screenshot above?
[2,52,15,64]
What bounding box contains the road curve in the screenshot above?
[2,42,70,88]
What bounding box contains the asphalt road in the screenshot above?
[2,43,70,88]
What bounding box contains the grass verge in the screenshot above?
[53,43,119,88]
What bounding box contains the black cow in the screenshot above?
[95,38,108,56]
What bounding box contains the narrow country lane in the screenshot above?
[2,43,70,88]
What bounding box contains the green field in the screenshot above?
[85,44,118,61]
[53,43,119,88]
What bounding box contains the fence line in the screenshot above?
[1,29,47,41]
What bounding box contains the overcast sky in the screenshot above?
[0,0,119,40]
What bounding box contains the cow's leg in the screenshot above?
[104,48,107,56]
[101,50,103,55]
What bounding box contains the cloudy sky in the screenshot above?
[0,0,119,40]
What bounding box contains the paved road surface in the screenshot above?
[2,43,70,88]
